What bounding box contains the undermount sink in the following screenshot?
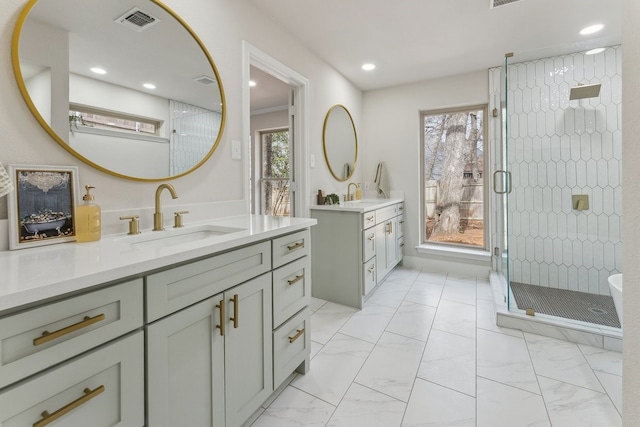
[119,224,245,249]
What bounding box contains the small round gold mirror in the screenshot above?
[322,104,357,181]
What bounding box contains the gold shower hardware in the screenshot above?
[33,314,106,346]
[230,294,239,328]
[216,299,225,336]
[572,195,589,211]
[287,242,304,251]
[119,215,140,235]
[33,385,105,427]
[287,274,304,285]
[288,328,305,343]
[173,210,189,228]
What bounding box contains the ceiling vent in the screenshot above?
[194,75,217,86]
[490,0,522,8]
[115,8,160,32]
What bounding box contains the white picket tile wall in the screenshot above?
[490,46,622,295]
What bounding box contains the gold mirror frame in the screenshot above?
[322,104,358,182]
[11,0,226,182]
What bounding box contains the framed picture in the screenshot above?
[7,165,78,250]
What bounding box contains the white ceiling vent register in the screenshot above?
[490,0,522,8]
[115,8,160,32]
[194,76,217,86]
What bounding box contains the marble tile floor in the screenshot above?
[248,266,622,427]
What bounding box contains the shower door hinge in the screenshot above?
[494,247,501,257]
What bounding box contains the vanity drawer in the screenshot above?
[273,307,310,388]
[146,241,271,322]
[362,211,376,229]
[376,205,398,223]
[272,229,310,269]
[273,256,311,328]
[362,228,376,262]
[397,213,405,238]
[0,331,144,427]
[0,279,143,389]
[363,257,377,296]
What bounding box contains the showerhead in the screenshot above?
[569,83,601,100]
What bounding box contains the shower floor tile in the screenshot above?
[510,282,620,328]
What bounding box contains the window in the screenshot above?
[421,105,487,249]
[260,129,290,216]
[69,104,160,135]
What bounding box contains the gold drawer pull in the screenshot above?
[288,328,305,343]
[216,299,225,336]
[367,234,375,241]
[286,242,304,251]
[368,265,375,274]
[33,385,105,427]
[230,294,239,328]
[366,215,374,222]
[33,314,106,346]
[287,274,304,285]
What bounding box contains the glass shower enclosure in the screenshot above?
[492,47,622,330]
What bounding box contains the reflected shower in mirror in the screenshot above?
[322,104,357,181]
[13,0,225,181]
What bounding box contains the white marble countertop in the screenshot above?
[0,215,316,313]
[309,198,403,213]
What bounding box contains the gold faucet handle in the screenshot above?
[173,211,189,228]
[119,215,140,235]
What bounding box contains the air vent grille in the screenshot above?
[491,0,522,8]
[194,76,217,86]
[115,8,160,32]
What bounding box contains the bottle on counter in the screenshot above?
[355,183,362,200]
[76,185,101,242]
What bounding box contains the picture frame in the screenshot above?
[7,165,78,250]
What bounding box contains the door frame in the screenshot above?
[242,41,310,217]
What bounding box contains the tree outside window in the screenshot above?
[261,129,290,216]
[422,106,486,248]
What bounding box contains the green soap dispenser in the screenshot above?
[76,185,101,242]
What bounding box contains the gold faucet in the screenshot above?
[153,183,178,231]
[347,182,357,201]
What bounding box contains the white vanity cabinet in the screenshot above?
[311,200,403,309]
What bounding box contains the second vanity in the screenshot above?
[311,198,404,309]
[0,214,315,427]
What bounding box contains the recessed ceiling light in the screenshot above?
[249,80,257,87]
[90,67,106,75]
[362,63,376,71]
[143,83,156,89]
[580,24,604,35]
[585,47,606,55]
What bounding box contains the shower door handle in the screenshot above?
[493,170,512,194]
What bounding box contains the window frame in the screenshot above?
[419,103,490,251]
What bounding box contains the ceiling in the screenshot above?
[248,0,622,93]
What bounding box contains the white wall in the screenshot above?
[362,70,489,265]
[622,0,640,422]
[0,0,362,227]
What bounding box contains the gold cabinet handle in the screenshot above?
[368,265,375,274]
[386,221,393,234]
[33,385,105,427]
[230,294,239,328]
[286,242,304,251]
[33,314,105,346]
[288,328,305,343]
[366,215,374,222]
[287,274,304,285]
[215,299,225,336]
[367,233,375,241]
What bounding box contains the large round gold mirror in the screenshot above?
[322,104,357,181]
[12,0,225,181]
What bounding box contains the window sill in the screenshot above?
[71,126,169,144]
[415,244,491,263]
